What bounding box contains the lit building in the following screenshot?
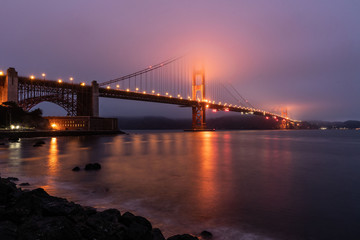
[45,116,118,131]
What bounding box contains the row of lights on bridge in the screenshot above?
[104,84,283,117]
[27,73,86,86]
[0,69,286,120]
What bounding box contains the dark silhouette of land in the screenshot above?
[115,116,360,130]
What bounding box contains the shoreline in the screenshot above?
[0,176,206,240]
[0,130,126,139]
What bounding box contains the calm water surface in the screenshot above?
[1,130,360,239]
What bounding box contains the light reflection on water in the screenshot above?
[1,130,360,239]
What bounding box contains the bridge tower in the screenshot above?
[191,67,206,130]
[0,68,18,104]
[280,107,290,129]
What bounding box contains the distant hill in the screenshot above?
[308,120,360,129]
[115,115,300,130]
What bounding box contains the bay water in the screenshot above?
[1,130,360,239]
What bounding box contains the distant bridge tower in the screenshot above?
[191,67,206,130]
[281,108,288,119]
[280,107,289,129]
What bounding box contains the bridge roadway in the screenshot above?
[3,76,292,123]
[99,87,288,121]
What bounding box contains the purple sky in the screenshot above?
[1,1,360,121]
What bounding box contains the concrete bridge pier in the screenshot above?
[91,81,99,117]
[0,68,18,104]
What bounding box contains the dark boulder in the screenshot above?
[85,163,102,171]
[72,166,80,172]
[199,230,213,239]
[18,216,82,240]
[0,220,18,240]
[152,228,166,240]
[6,177,19,182]
[168,234,199,240]
[8,137,19,143]
[19,182,30,186]
[36,140,46,145]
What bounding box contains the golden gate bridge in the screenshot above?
[0,57,297,130]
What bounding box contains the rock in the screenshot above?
[0,176,197,240]
[5,177,19,182]
[19,182,30,186]
[18,216,82,240]
[168,234,199,240]
[199,230,213,239]
[152,228,166,240]
[8,137,19,142]
[72,166,80,171]
[0,220,18,240]
[36,140,46,145]
[85,163,101,171]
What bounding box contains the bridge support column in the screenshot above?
[192,103,207,130]
[0,68,18,104]
[91,81,99,117]
[191,67,206,130]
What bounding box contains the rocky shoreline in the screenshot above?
[0,176,212,240]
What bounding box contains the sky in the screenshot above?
[1,0,359,121]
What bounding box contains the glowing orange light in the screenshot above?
[80,82,86,86]
[30,75,35,80]
[107,86,110,89]
[69,77,73,81]
[51,123,57,128]
[58,79,62,83]
[0,71,4,76]
[206,105,209,108]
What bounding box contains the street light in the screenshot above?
[0,71,4,76]
[69,77,73,82]
[58,79,62,83]
[42,73,46,80]
[30,75,35,80]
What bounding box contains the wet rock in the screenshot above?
[6,177,19,182]
[18,216,82,240]
[152,228,166,240]
[72,166,80,171]
[36,140,46,145]
[199,230,213,239]
[0,220,18,240]
[8,137,19,142]
[33,140,46,147]
[85,163,101,171]
[0,176,196,240]
[19,182,30,186]
[168,234,199,240]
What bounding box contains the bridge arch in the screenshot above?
[18,95,76,116]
